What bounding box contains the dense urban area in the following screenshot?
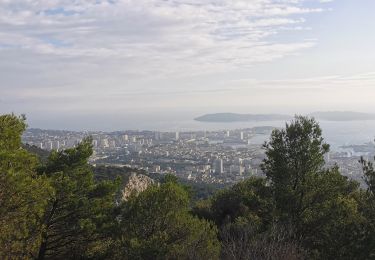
[23,127,372,185]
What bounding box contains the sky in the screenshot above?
[1,0,375,130]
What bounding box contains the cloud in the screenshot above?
[0,0,336,115]
[0,1,328,72]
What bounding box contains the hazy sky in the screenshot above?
[1,0,375,129]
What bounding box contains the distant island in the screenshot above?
[194,113,292,122]
[195,111,375,122]
[308,111,375,121]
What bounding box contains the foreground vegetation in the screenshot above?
[1,114,375,259]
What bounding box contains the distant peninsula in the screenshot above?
[308,111,375,121]
[194,113,292,122]
[194,111,375,123]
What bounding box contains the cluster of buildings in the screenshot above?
[22,128,84,151]
[22,127,370,184]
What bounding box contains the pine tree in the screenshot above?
[0,114,52,259]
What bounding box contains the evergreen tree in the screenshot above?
[208,177,274,228]
[357,157,375,258]
[262,116,363,259]
[36,138,118,259]
[0,114,52,259]
[262,116,330,223]
[117,180,220,260]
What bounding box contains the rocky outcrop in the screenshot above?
[122,173,155,201]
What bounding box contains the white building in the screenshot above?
[100,138,109,148]
[214,158,224,175]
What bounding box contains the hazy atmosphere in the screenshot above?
[3,2,375,259]
[1,0,375,129]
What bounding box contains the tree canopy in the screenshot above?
[0,114,52,259]
[116,179,220,259]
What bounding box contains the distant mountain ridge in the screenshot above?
[308,111,375,121]
[194,113,292,122]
